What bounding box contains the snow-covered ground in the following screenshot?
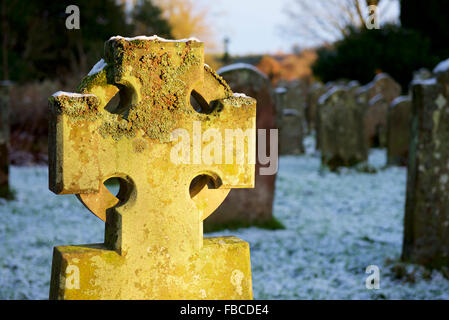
[1,136,449,299]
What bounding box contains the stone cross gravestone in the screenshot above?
[318,82,368,170]
[0,81,11,199]
[48,36,256,299]
[402,58,449,268]
[387,95,411,166]
[204,63,277,229]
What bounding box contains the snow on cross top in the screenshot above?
[109,35,201,43]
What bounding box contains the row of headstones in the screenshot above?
[312,58,449,268]
[314,73,405,170]
[208,59,449,272]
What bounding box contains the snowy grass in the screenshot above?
[1,136,449,299]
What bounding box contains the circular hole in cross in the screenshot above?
[189,174,222,198]
[190,90,220,114]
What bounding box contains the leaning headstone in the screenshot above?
[280,80,307,116]
[316,81,346,150]
[306,81,325,134]
[0,81,11,199]
[274,86,287,127]
[48,36,256,299]
[206,63,277,229]
[387,95,411,166]
[318,83,367,170]
[364,93,389,147]
[358,73,402,148]
[275,82,305,155]
[279,109,303,155]
[402,58,449,268]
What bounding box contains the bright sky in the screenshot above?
[197,0,400,56]
[198,0,295,55]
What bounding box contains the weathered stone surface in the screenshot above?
[357,73,401,148]
[279,80,307,115]
[275,81,305,155]
[318,82,368,170]
[366,73,402,105]
[274,86,287,127]
[364,93,389,148]
[205,63,276,226]
[279,109,303,155]
[48,37,256,299]
[402,58,449,268]
[306,81,325,134]
[316,81,343,150]
[0,81,11,199]
[387,95,411,166]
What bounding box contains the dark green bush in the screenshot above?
[400,0,449,62]
[312,24,439,92]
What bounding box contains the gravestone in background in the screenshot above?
[279,109,303,155]
[387,95,411,166]
[413,68,432,82]
[364,94,389,148]
[357,73,401,148]
[281,80,307,116]
[403,58,449,268]
[366,73,402,105]
[306,81,325,134]
[274,86,287,128]
[315,81,347,150]
[318,82,367,170]
[275,81,305,155]
[48,36,256,299]
[206,63,277,229]
[0,81,11,199]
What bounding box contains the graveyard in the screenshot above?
[1,0,449,302]
[3,136,449,299]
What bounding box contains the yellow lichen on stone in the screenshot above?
[48,37,256,300]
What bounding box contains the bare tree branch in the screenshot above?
[281,0,399,47]
[354,0,366,27]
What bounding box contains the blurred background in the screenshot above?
[1,0,448,164]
